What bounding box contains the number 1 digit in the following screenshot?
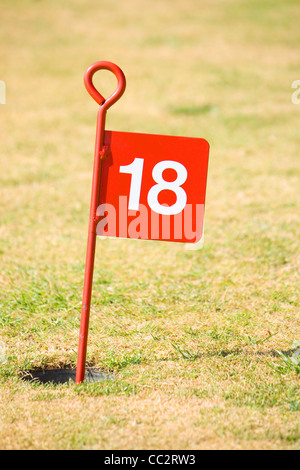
[119,158,144,211]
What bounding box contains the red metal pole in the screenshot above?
[75,62,126,384]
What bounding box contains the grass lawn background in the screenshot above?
[0,0,299,449]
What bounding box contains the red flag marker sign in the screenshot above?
[75,62,210,384]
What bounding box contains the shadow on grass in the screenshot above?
[170,345,298,361]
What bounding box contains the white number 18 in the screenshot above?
[119,158,188,215]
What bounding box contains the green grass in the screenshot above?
[0,0,299,450]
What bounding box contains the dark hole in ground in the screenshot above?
[21,368,113,385]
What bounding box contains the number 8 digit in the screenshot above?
[147,160,187,215]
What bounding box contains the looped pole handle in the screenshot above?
[84,61,126,110]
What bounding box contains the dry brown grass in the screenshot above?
[0,0,299,450]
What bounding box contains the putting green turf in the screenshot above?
[0,0,299,449]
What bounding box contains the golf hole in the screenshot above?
[21,368,114,385]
